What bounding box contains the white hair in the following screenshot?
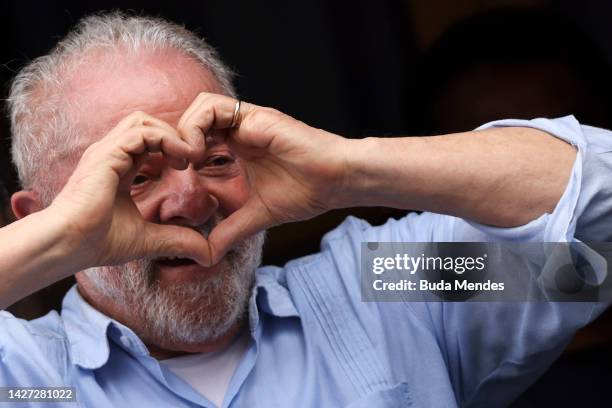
[7,11,236,204]
[84,230,265,344]
[84,216,266,344]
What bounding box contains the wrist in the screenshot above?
[0,206,88,309]
[41,205,93,273]
[332,136,380,209]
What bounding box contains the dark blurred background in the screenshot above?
[1,0,612,406]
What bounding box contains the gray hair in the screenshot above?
[7,11,236,204]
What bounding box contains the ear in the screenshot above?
[11,190,44,220]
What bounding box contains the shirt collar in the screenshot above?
[61,266,299,370]
[252,265,299,318]
[60,285,115,369]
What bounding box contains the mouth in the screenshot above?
[155,256,198,267]
[153,249,235,268]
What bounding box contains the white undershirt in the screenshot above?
[161,333,250,408]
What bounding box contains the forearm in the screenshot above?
[0,209,83,309]
[341,127,576,227]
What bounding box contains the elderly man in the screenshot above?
[0,12,611,408]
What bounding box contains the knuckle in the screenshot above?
[130,125,152,139]
[142,131,155,142]
[129,110,148,125]
[177,122,195,137]
[246,109,267,125]
[245,108,280,131]
[185,145,197,157]
[81,141,101,157]
[196,91,212,103]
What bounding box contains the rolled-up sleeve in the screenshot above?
[326,116,612,407]
[467,115,594,242]
[463,115,612,244]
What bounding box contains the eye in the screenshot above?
[132,174,150,186]
[205,155,234,167]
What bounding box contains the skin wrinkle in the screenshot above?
[59,48,261,357]
[27,49,196,200]
[65,48,223,149]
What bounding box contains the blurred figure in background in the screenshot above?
[408,7,612,135]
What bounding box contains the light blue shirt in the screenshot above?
[1,116,612,407]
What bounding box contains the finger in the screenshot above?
[84,126,192,187]
[110,110,163,135]
[142,222,211,266]
[117,125,193,165]
[178,93,233,167]
[138,115,177,135]
[206,199,273,264]
[136,111,206,164]
[178,92,256,138]
[178,94,258,168]
[120,126,189,171]
[177,94,219,165]
[109,111,190,160]
[117,153,149,192]
[177,93,217,129]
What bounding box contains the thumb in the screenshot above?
[208,199,272,264]
[141,222,211,266]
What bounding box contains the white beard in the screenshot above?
[83,223,265,345]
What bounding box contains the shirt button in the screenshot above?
[120,335,131,348]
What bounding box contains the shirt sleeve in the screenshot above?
[467,115,612,243]
[321,116,612,407]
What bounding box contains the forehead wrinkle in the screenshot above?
[62,47,224,144]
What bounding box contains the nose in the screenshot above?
[158,167,219,227]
